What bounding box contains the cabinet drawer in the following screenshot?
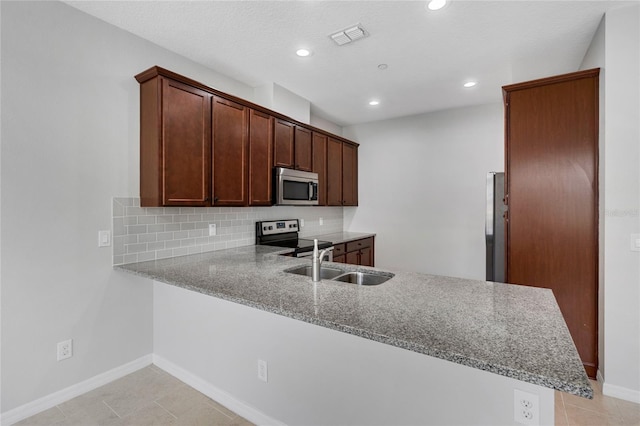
[346,237,373,252]
[333,243,346,256]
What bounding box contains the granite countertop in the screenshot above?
[308,231,376,244]
[116,245,592,399]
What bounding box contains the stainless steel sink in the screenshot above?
[332,271,394,286]
[284,265,394,285]
[285,265,344,280]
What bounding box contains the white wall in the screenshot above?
[253,82,311,124]
[580,4,640,402]
[601,5,639,401]
[154,280,554,426]
[0,0,255,412]
[343,103,504,280]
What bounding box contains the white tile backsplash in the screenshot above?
[112,197,343,265]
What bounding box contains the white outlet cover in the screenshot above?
[300,219,305,227]
[514,389,539,425]
[57,339,73,361]
[631,233,640,252]
[258,359,268,382]
[209,224,217,236]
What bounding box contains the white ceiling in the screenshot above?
[64,1,630,127]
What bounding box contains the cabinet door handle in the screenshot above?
[213,197,219,202]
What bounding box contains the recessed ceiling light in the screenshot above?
[378,64,388,70]
[427,0,448,11]
[369,100,380,106]
[296,49,311,57]
[463,81,477,88]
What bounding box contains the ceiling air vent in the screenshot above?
[330,24,368,46]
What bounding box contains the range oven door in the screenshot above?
[275,167,319,206]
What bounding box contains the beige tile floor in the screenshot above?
[556,379,640,426]
[16,365,254,426]
[17,366,640,426]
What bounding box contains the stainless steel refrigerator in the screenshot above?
[485,172,506,282]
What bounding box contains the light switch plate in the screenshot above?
[98,230,111,247]
[631,234,640,252]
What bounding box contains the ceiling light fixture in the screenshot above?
[377,64,388,70]
[464,81,477,88]
[427,0,448,11]
[369,100,380,106]
[330,24,369,46]
[296,49,311,57]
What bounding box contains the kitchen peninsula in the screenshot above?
[117,245,591,425]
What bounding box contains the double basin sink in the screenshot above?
[284,265,394,286]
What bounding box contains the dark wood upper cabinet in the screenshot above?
[294,126,313,171]
[327,137,358,206]
[503,68,599,378]
[139,76,212,207]
[326,137,343,206]
[342,142,358,206]
[212,96,249,206]
[312,132,328,205]
[274,119,295,168]
[248,109,273,206]
[136,66,359,208]
[274,119,313,172]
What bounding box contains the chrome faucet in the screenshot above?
[312,239,330,282]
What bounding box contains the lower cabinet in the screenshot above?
[333,237,374,267]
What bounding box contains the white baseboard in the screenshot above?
[602,382,640,404]
[152,354,285,426]
[0,354,152,426]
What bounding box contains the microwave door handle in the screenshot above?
[308,182,313,200]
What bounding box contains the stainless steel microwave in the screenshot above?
[274,167,319,206]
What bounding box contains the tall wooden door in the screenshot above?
[503,69,599,378]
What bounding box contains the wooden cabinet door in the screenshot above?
[359,247,374,267]
[333,254,346,264]
[212,96,248,206]
[346,251,359,265]
[248,110,273,206]
[274,119,295,168]
[504,69,599,378]
[312,132,328,205]
[295,126,313,171]
[156,78,212,207]
[326,137,343,206]
[342,142,358,206]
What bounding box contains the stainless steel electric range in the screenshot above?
[255,219,333,259]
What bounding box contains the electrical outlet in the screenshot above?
[319,217,323,226]
[514,389,539,425]
[209,224,217,236]
[300,219,305,227]
[57,339,73,361]
[258,359,268,383]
